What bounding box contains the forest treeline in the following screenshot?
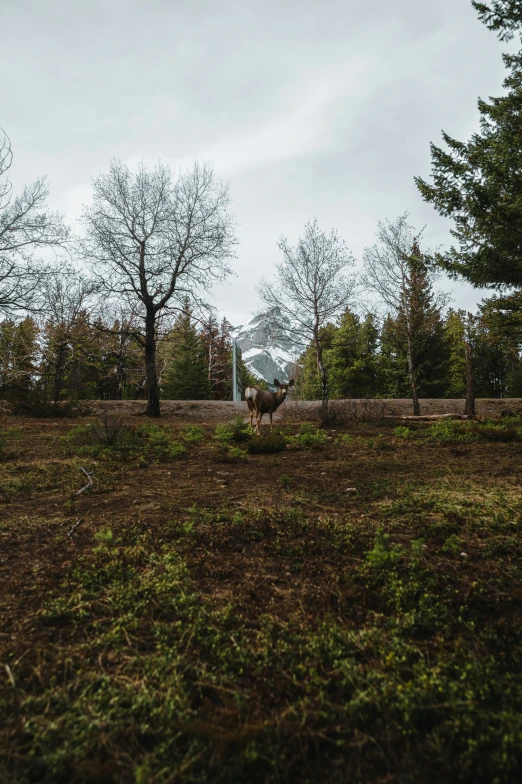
[293,302,522,402]
[2,288,521,406]
[0,305,262,406]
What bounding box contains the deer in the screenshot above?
[245,379,294,435]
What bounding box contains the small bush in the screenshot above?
[214,417,251,445]
[394,426,411,439]
[287,424,327,450]
[247,433,287,454]
[428,419,478,443]
[95,414,129,446]
[279,474,292,489]
[223,446,248,463]
[62,417,130,453]
[442,533,465,554]
[134,423,186,462]
[366,528,403,569]
[179,425,205,443]
[476,423,518,442]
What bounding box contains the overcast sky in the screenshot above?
[1,0,515,327]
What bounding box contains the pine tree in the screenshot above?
[472,299,522,396]
[327,310,381,398]
[444,310,468,398]
[404,258,449,398]
[0,317,39,400]
[376,255,449,402]
[416,2,522,287]
[162,308,211,400]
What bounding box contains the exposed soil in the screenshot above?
[2,407,522,783]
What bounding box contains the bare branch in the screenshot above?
[0,128,70,314]
[75,467,94,496]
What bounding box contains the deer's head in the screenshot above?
[274,378,294,400]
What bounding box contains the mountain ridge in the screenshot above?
[233,307,301,385]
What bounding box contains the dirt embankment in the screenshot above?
[65,397,522,420]
[1,397,521,421]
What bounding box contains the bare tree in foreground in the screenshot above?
[363,213,442,416]
[0,128,69,315]
[82,159,237,416]
[259,219,357,418]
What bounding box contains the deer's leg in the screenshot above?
[257,412,263,435]
[249,407,254,430]
[270,412,273,432]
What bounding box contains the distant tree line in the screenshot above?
[0,301,259,405]
[293,303,522,403]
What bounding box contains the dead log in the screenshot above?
[384,413,470,421]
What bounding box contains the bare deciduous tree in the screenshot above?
[82,159,237,416]
[0,127,69,314]
[362,213,443,416]
[40,267,97,403]
[259,219,357,417]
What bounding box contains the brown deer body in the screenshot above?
[245,379,294,435]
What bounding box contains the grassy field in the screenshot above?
[1,411,522,783]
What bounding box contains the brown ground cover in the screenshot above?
[1,405,522,783]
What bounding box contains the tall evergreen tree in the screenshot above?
[444,310,469,398]
[0,317,39,399]
[327,311,381,398]
[416,1,522,287]
[472,299,522,396]
[377,259,449,400]
[162,307,211,400]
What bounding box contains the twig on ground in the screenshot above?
[68,517,84,539]
[4,663,15,687]
[75,467,94,496]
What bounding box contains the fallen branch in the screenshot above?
[384,414,471,421]
[75,467,94,496]
[68,517,84,539]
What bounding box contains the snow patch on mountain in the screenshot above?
[232,307,302,385]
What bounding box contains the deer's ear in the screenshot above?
[288,379,295,387]
[274,379,280,387]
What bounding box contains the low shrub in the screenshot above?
[393,426,411,439]
[133,423,186,462]
[287,424,327,450]
[365,528,403,569]
[214,417,251,445]
[62,420,186,462]
[476,423,519,442]
[94,414,129,446]
[427,419,478,443]
[247,432,287,454]
[179,425,205,443]
[215,445,248,463]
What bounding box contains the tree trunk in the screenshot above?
[405,327,420,416]
[315,335,329,420]
[464,340,475,417]
[144,310,161,417]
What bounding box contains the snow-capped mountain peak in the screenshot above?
[232,307,301,385]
